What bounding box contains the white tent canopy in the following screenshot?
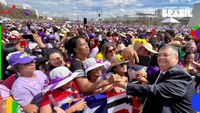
[161,17,180,24]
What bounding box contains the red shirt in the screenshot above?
[40,89,72,107]
[2,74,17,90]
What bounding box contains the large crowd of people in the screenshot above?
[0,19,199,113]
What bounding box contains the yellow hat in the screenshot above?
[95,52,104,60]
[132,38,147,45]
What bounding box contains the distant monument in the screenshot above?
[0,0,7,6]
[189,2,200,27]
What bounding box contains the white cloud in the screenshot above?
[73,7,77,9]
[42,11,48,14]
[78,0,95,6]
[104,0,138,7]
[111,0,138,5]
[169,0,178,2]
[119,9,126,13]
[168,0,193,2]
[134,3,144,7]
[63,0,71,2]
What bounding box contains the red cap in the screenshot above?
[8,35,18,40]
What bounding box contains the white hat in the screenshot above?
[126,31,133,37]
[43,66,80,92]
[83,58,105,74]
[120,32,126,38]
[10,30,20,37]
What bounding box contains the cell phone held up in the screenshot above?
[22,34,34,40]
[49,94,57,112]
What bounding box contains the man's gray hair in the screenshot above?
[159,44,179,56]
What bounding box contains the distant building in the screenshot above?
[136,13,157,18]
[0,0,7,6]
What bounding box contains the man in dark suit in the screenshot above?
[116,44,196,113]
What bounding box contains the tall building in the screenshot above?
[0,0,7,6]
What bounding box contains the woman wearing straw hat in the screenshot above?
[40,66,87,113]
[103,54,129,93]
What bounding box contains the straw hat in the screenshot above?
[134,41,158,54]
[120,32,126,38]
[173,34,184,41]
[126,31,134,37]
[110,54,129,69]
[59,33,65,37]
[169,41,182,47]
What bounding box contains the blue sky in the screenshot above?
[5,0,200,19]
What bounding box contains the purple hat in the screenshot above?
[139,33,146,38]
[23,28,29,34]
[47,35,55,40]
[89,33,97,38]
[6,51,37,69]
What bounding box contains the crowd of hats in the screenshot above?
[1,19,193,43]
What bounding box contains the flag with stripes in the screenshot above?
[61,92,138,113]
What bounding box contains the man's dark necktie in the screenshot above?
[156,73,164,83]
